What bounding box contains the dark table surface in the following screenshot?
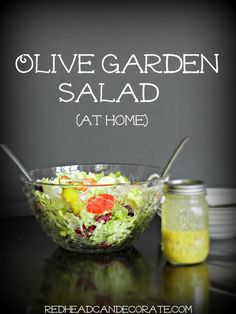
[1,215,236,314]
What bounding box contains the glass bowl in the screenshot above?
[20,164,164,253]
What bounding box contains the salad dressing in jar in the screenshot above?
[161,180,209,265]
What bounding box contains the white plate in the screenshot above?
[209,207,236,213]
[209,213,236,220]
[209,214,236,221]
[210,228,236,236]
[210,212,236,217]
[209,219,236,228]
[206,188,236,206]
[210,223,236,229]
[210,232,236,240]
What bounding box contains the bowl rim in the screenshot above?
[19,163,165,187]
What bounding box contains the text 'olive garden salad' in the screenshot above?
[30,170,161,252]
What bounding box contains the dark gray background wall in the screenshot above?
[0,1,235,216]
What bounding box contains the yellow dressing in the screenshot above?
[162,229,209,264]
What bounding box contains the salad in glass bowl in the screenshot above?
[21,164,164,253]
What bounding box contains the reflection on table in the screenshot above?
[31,246,159,311]
[160,262,209,314]
[30,237,236,314]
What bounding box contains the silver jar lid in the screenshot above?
[164,179,206,195]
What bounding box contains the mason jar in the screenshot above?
[161,179,209,265]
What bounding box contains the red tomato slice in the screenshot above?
[86,194,115,214]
